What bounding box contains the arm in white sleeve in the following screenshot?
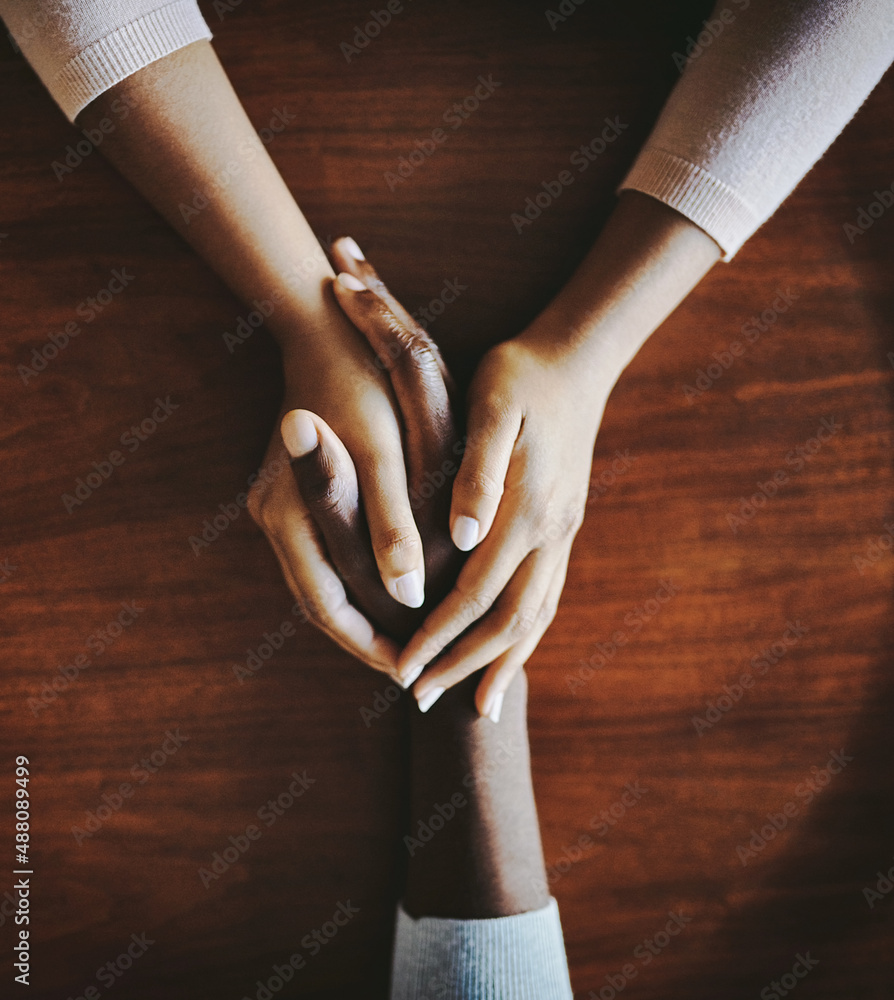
[0,0,211,122]
[619,0,894,259]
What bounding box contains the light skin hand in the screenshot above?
[400,333,606,719]
[401,190,721,718]
[78,42,432,673]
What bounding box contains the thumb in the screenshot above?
[450,396,520,551]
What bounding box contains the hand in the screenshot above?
[282,238,464,645]
[400,329,612,718]
[247,241,441,677]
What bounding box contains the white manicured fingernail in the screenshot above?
[342,237,365,260]
[452,515,479,552]
[417,687,445,713]
[394,569,425,609]
[487,691,504,724]
[337,271,365,291]
[283,411,318,458]
[399,662,425,689]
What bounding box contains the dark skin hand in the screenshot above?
[283,238,464,646]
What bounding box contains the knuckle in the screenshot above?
[375,524,420,562]
[540,499,585,542]
[303,473,348,515]
[246,479,272,528]
[458,468,503,503]
[502,605,539,640]
[456,583,498,621]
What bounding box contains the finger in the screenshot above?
[253,459,402,673]
[331,236,454,394]
[332,271,455,481]
[268,528,401,674]
[396,504,534,684]
[349,426,428,610]
[449,394,520,552]
[411,547,560,711]
[282,409,377,587]
[475,550,570,721]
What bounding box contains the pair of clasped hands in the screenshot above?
[247,238,604,722]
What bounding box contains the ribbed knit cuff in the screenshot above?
[619,146,761,260]
[389,897,574,1000]
[52,0,212,122]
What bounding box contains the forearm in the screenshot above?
[403,673,548,919]
[78,40,345,370]
[521,189,721,393]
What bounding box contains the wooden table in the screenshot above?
[2,1,892,996]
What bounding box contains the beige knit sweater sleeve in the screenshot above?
[0,0,211,122]
[620,0,894,259]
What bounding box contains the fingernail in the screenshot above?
[452,515,479,552]
[394,569,425,609]
[342,237,365,260]
[487,691,504,724]
[417,687,445,713]
[337,271,365,291]
[283,410,318,458]
[399,662,425,689]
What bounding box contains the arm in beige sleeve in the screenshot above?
[620,0,894,259]
[0,0,211,122]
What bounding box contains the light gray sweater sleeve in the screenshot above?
[619,0,894,259]
[389,898,574,1000]
[0,0,211,122]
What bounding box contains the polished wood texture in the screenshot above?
[2,2,893,997]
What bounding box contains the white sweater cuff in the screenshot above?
[619,147,757,261]
[389,897,574,1000]
[8,0,212,122]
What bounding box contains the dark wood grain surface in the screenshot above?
[2,1,893,997]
